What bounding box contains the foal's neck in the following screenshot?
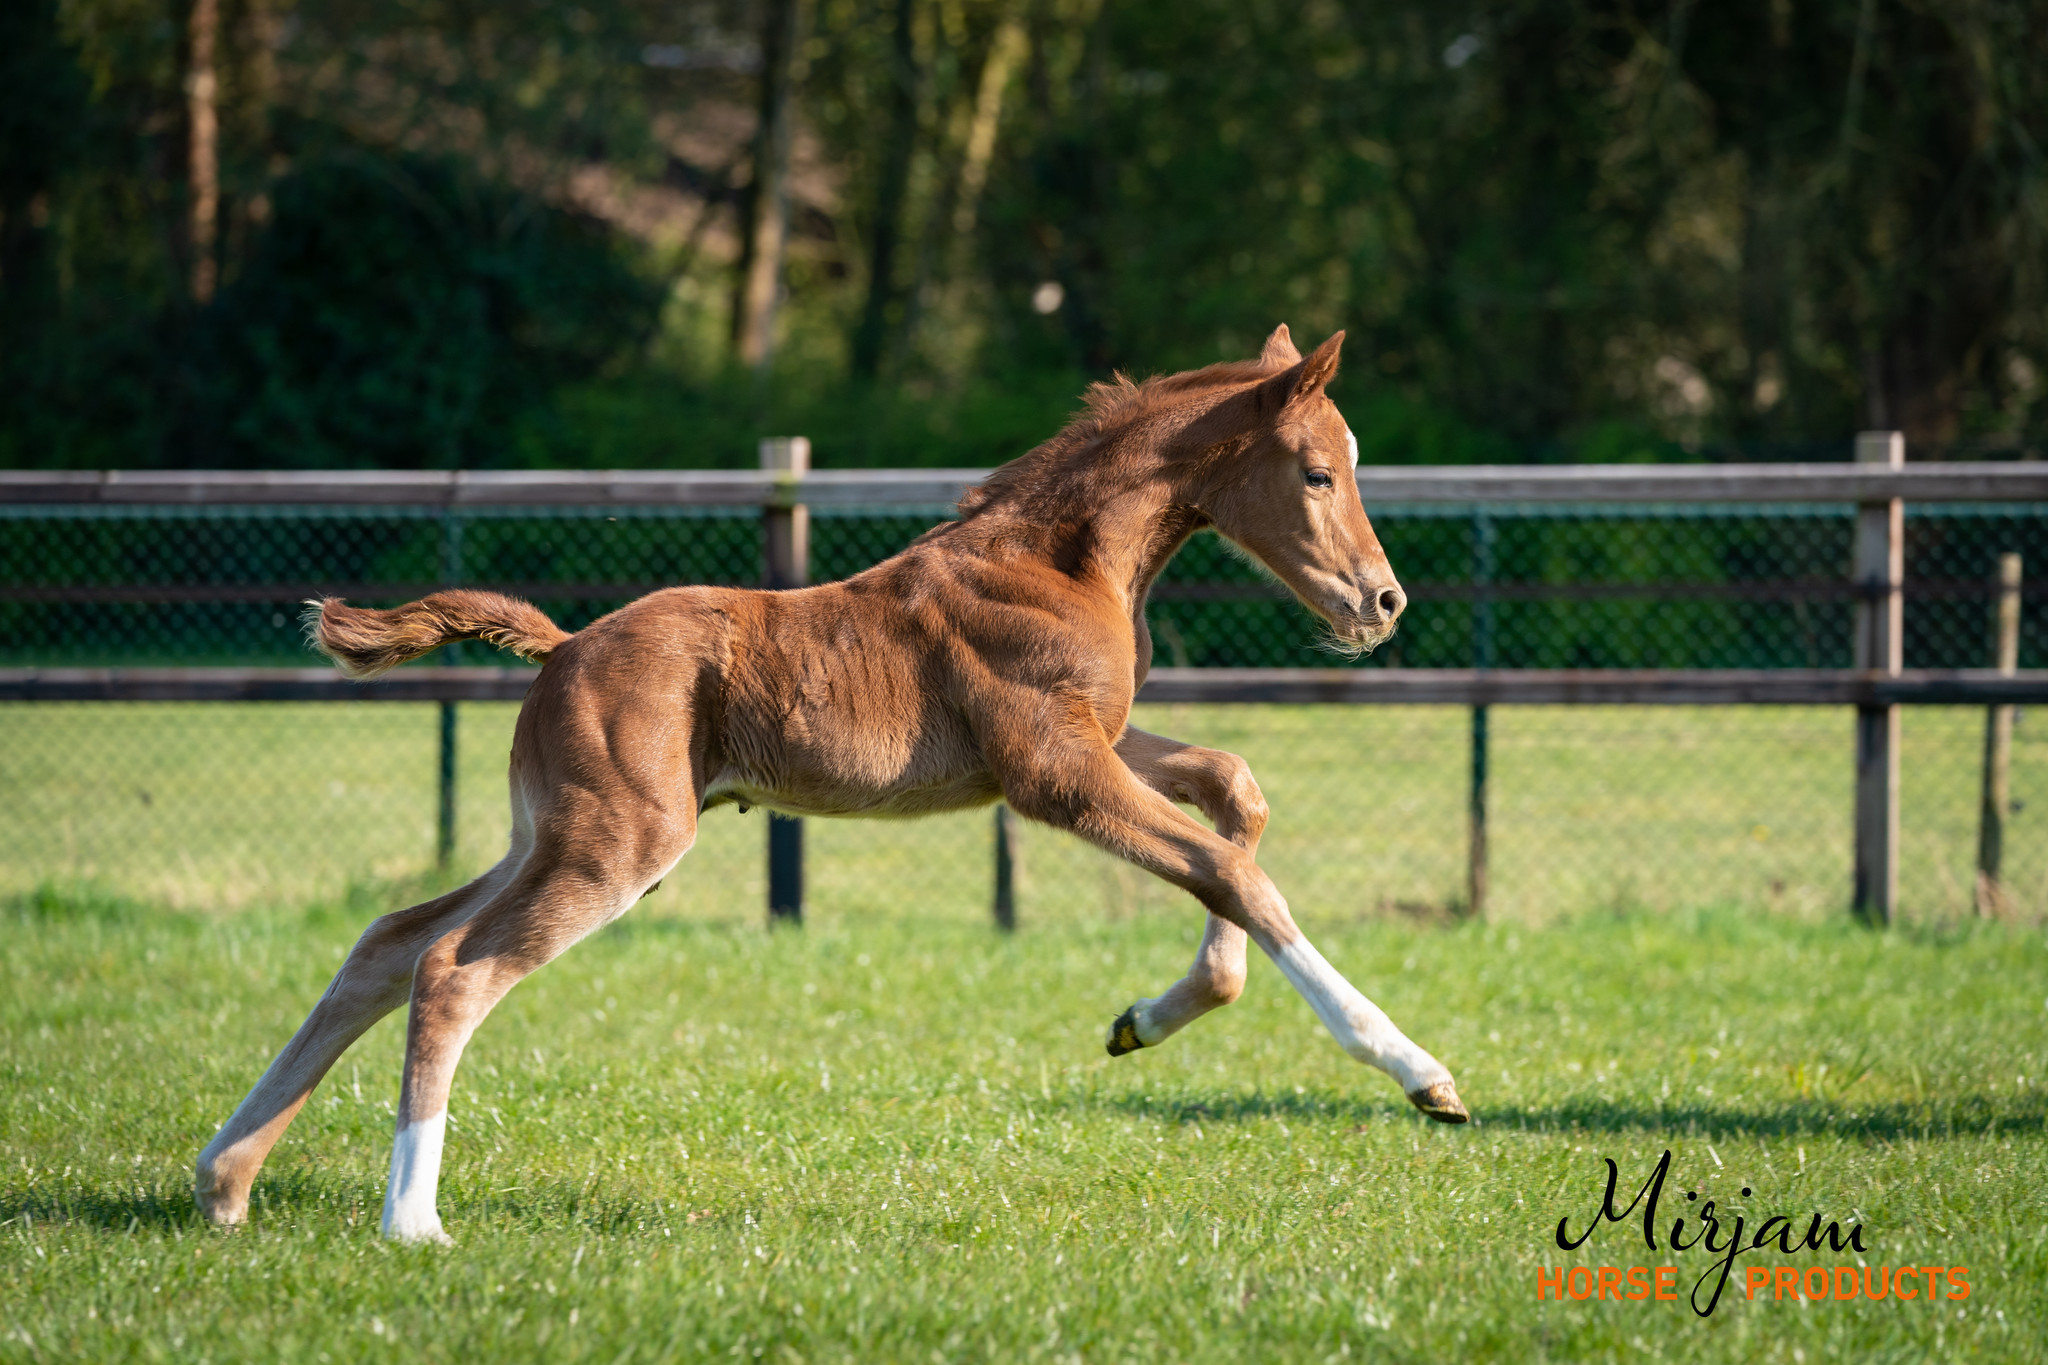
[964,380,1259,611]
[1082,480,1204,612]
[1052,414,1235,612]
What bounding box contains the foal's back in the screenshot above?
[522,524,1125,821]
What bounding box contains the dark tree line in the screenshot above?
[2,0,2044,468]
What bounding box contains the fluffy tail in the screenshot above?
[304,591,571,679]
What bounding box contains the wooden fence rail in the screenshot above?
[7,437,2044,927]
[7,461,2048,508]
[9,665,2048,707]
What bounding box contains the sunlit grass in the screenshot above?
[3,895,2045,1362]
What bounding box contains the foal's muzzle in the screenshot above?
[1340,581,1406,648]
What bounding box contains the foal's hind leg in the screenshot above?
[1105,728,1263,1055]
[379,824,691,1243]
[194,862,513,1225]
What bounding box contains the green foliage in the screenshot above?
[207,150,666,468]
[975,0,2048,449]
[0,0,88,302]
[511,365,1092,468]
[4,0,2045,467]
[1,141,667,468]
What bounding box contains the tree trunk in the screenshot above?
[849,0,919,380]
[186,0,220,303]
[731,0,801,372]
[953,19,1025,247]
[900,16,1024,358]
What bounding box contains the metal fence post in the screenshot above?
[1468,706,1489,917]
[436,700,458,868]
[993,804,1018,931]
[436,513,464,869]
[1468,509,1495,918]
[762,436,811,925]
[1976,552,2023,917]
[1852,431,1904,926]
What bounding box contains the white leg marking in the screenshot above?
[1130,997,1171,1047]
[1265,937,1450,1093]
[381,1112,451,1244]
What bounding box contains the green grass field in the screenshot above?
[4,701,2048,1361]
[4,895,2046,1362]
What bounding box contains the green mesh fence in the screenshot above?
[6,502,2044,668]
[3,499,2044,922]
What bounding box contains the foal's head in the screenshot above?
[1198,326,1406,653]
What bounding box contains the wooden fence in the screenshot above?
[7,435,2048,926]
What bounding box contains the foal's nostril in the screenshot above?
[1377,586,1406,619]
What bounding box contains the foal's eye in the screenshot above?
[1304,469,1334,489]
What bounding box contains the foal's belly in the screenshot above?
[703,769,1004,820]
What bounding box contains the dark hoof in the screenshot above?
[1105,1006,1146,1057]
[1406,1081,1470,1124]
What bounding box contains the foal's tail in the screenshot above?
[304,591,571,679]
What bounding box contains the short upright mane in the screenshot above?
[958,355,1288,519]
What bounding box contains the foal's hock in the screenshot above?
[194,324,1466,1245]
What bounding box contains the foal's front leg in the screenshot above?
[1105,728,1261,1055]
[1003,733,1467,1122]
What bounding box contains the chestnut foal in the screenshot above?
[194,324,1467,1245]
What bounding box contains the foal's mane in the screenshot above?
[957,355,1287,520]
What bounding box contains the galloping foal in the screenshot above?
[195,324,1467,1245]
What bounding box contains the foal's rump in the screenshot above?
[305,590,571,678]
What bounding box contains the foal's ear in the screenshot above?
[1259,324,1301,366]
[1298,331,1344,393]
[1256,330,1345,413]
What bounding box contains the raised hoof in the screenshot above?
[1405,1081,1470,1124]
[1105,1006,1146,1058]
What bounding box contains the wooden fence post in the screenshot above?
[1976,552,2023,917]
[1852,431,1904,926]
[762,436,810,925]
[992,804,1017,931]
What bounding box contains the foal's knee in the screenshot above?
[1215,752,1269,848]
[1170,748,1268,850]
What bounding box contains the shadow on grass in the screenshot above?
[1080,1089,1408,1126]
[1083,1088,2048,1142]
[3,1169,688,1237]
[1,1167,372,1235]
[2,1185,202,1234]
[1475,1094,2046,1141]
